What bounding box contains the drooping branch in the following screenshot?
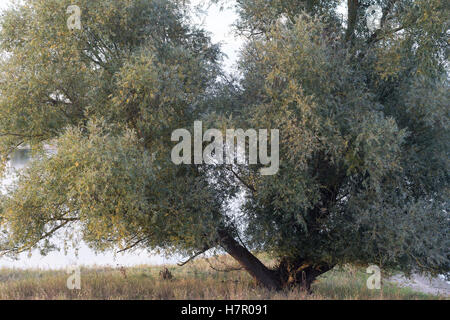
[0,219,77,256]
[177,245,211,266]
[117,238,147,253]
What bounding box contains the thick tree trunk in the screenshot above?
[218,229,281,290]
[345,0,359,42]
[217,229,334,292]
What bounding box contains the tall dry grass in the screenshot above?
[0,256,446,300]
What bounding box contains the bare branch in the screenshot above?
[208,261,245,272]
[117,238,146,253]
[227,166,256,193]
[177,246,210,266]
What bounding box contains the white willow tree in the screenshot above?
[0,0,448,291]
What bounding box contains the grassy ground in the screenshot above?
[0,256,446,300]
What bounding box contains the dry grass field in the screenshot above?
[0,256,446,300]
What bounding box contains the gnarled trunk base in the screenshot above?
[218,229,333,292]
[275,258,334,293]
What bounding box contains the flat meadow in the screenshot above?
[0,255,445,300]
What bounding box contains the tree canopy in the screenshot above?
[0,0,448,290]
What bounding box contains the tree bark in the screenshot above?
[345,0,359,42]
[276,258,334,293]
[217,229,334,292]
[217,229,281,290]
